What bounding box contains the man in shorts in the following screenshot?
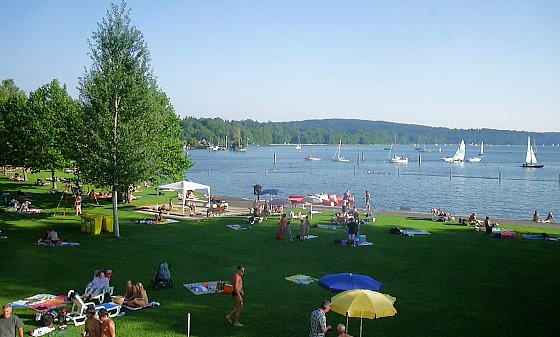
[226,265,245,327]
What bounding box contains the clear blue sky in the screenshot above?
[2,0,559,132]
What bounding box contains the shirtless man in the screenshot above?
[226,265,245,327]
[81,308,101,337]
[99,309,115,337]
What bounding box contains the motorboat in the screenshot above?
[304,155,321,161]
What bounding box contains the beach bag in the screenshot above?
[41,313,54,327]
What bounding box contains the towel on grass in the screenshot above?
[35,241,80,247]
[316,224,338,230]
[401,229,431,236]
[285,275,318,285]
[227,224,250,230]
[137,218,179,225]
[122,301,160,311]
[183,282,219,295]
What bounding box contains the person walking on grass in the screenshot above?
[99,309,115,337]
[364,190,370,212]
[0,304,24,337]
[226,265,245,327]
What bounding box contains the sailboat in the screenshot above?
[479,141,484,156]
[522,136,543,168]
[332,139,350,162]
[387,134,408,164]
[295,136,302,150]
[442,140,465,162]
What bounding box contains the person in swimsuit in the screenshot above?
[99,309,115,337]
[226,265,245,327]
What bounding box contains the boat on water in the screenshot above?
[387,134,408,164]
[442,140,465,162]
[295,136,302,150]
[522,136,543,168]
[479,141,484,156]
[332,139,350,162]
[304,155,321,161]
[467,156,481,163]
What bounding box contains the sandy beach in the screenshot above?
[211,194,559,229]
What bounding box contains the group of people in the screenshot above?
[276,212,311,241]
[532,211,554,223]
[124,280,149,308]
[37,227,61,245]
[82,307,115,337]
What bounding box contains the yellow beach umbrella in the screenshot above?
[331,289,397,337]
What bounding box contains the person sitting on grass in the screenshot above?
[41,228,61,245]
[337,323,353,337]
[124,282,148,308]
[532,210,540,223]
[468,213,482,225]
[542,212,554,223]
[483,217,495,235]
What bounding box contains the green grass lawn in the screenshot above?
[1,172,560,336]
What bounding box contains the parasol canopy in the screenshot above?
[318,273,382,293]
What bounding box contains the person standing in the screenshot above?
[364,190,371,212]
[99,309,115,337]
[309,299,331,337]
[0,304,24,337]
[226,265,245,327]
[483,217,494,235]
[75,193,82,216]
[81,308,101,337]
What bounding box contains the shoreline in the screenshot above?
[213,194,559,229]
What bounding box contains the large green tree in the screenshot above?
[27,80,77,189]
[0,81,31,178]
[76,2,190,237]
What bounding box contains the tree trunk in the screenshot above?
[112,188,120,237]
[51,169,57,190]
[22,167,28,181]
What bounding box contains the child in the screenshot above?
[285,220,293,241]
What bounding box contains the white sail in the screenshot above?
[452,140,466,161]
[387,134,408,163]
[479,141,484,156]
[332,139,349,162]
[526,136,537,164]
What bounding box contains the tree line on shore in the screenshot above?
[181,117,560,148]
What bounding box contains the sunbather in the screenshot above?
[42,228,61,244]
[468,213,482,225]
[542,212,554,223]
[124,282,148,308]
[532,211,540,222]
[84,271,110,300]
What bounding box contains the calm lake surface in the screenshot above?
[184,143,560,220]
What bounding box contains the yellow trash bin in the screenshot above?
[92,216,103,235]
[102,216,114,233]
[81,213,93,233]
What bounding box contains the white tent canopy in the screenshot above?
[157,180,211,214]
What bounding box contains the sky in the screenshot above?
[1,0,559,132]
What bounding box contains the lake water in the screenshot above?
[184,143,560,220]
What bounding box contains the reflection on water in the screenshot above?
[185,144,560,220]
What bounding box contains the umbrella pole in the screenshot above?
[346,313,349,334]
[360,316,363,337]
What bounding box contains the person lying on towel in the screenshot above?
[84,270,110,300]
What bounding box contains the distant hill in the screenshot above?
[180,117,560,146]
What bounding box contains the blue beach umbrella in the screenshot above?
[318,273,382,293]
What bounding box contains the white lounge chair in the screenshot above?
[84,269,114,303]
[65,291,121,326]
